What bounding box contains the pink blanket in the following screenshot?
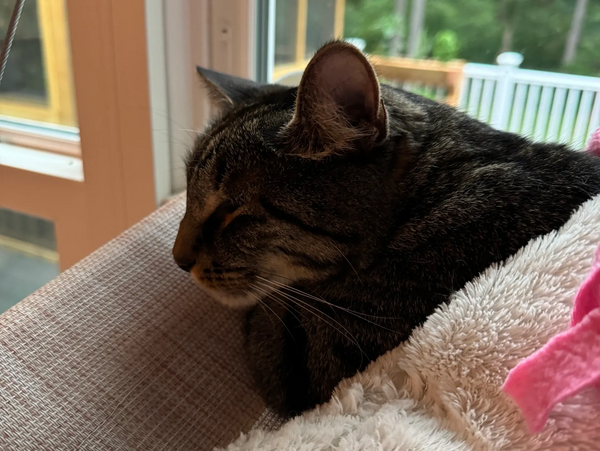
[503,127,600,433]
[587,127,600,157]
[503,244,600,433]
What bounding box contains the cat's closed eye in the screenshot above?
[202,200,241,236]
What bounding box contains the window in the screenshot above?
[266,1,599,147]
[0,0,76,126]
[274,0,298,65]
[272,0,345,82]
[305,0,339,58]
[0,0,157,279]
[0,208,58,313]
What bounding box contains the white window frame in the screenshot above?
[147,0,257,194]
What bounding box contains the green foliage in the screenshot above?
[344,0,600,76]
[426,0,503,64]
[345,0,399,54]
[433,30,459,61]
[563,4,600,76]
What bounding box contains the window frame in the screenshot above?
[0,0,259,269]
[272,0,345,82]
[0,116,80,156]
[0,0,157,270]
[155,0,256,193]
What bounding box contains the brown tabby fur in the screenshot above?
[173,41,600,416]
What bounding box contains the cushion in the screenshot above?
[0,194,267,450]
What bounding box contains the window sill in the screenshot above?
[0,143,83,182]
[0,116,80,157]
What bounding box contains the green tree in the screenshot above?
[562,0,589,65]
[345,0,397,55]
[433,30,459,61]
[344,0,600,76]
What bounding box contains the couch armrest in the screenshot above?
[0,194,266,450]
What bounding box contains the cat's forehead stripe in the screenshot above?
[195,193,225,223]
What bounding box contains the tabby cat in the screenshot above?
[173,41,600,417]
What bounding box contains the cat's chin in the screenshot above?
[189,276,258,309]
[201,288,257,309]
[187,265,261,308]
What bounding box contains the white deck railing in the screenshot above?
[458,53,600,149]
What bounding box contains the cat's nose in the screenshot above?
[175,260,195,273]
[173,215,198,273]
[173,240,196,272]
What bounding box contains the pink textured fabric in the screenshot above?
[0,194,274,450]
[586,127,600,157]
[503,244,600,433]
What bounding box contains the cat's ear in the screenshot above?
[281,41,388,158]
[197,67,263,107]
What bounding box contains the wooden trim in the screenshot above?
[272,60,309,82]
[1,1,156,271]
[0,166,83,220]
[371,56,465,106]
[65,0,156,241]
[295,0,308,62]
[0,126,80,157]
[0,99,52,124]
[110,1,158,224]
[0,235,59,263]
[445,67,465,107]
[334,0,345,38]
[210,0,255,78]
[272,55,465,106]
[60,0,155,265]
[38,0,77,126]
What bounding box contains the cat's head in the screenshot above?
[173,41,398,308]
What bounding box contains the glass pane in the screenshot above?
[0,208,59,313]
[0,0,46,101]
[271,1,600,76]
[342,0,600,75]
[305,0,336,59]
[275,0,298,65]
[268,0,600,145]
[0,0,77,126]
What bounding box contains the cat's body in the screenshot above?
[173,42,600,418]
[244,85,600,415]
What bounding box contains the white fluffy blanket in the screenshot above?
[224,195,600,451]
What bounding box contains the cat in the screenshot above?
[172,41,600,417]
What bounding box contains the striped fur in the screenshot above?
[173,42,600,416]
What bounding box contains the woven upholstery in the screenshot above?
[0,194,269,450]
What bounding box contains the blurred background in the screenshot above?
[0,0,598,313]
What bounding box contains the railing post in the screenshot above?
[491,52,523,131]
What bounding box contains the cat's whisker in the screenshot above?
[252,285,304,325]
[256,270,355,313]
[330,242,364,286]
[255,279,368,365]
[275,292,368,367]
[256,275,401,322]
[245,289,276,331]
[178,128,202,135]
[246,287,296,340]
[257,278,399,334]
